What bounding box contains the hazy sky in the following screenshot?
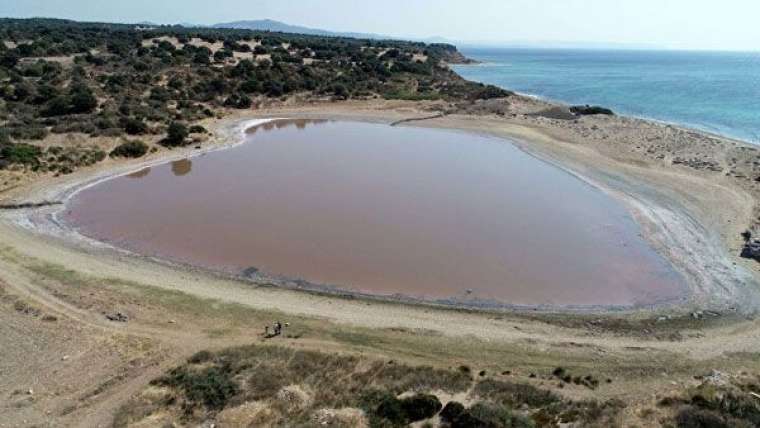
[2,0,759,51]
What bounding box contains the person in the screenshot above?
[264,325,270,337]
[274,321,282,336]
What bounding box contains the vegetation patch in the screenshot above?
[113,343,634,427]
[110,140,148,158]
[658,376,760,428]
[570,105,614,116]
[0,17,507,162]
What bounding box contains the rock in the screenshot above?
[168,319,176,324]
[704,369,728,386]
[740,239,760,261]
[61,355,69,361]
[27,389,33,395]
[242,266,260,278]
[105,312,129,322]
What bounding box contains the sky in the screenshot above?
[1,0,759,51]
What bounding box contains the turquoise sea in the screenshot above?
[453,48,760,143]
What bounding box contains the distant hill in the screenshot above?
[212,19,387,40]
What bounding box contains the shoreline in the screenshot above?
[3,104,758,315]
[452,58,759,146]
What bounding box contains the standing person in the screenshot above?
[274,321,282,336]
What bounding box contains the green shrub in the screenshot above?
[188,125,207,134]
[69,84,98,113]
[472,84,513,100]
[452,402,534,428]
[374,392,408,426]
[362,391,442,425]
[110,140,148,158]
[162,122,188,147]
[223,93,252,109]
[570,105,614,116]
[675,406,731,428]
[1,142,41,166]
[154,365,239,411]
[475,379,560,408]
[441,401,466,423]
[400,393,442,422]
[10,125,48,140]
[123,117,148,135]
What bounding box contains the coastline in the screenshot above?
[2,100,759,315]
[465,74,754,146]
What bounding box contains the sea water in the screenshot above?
[454,48,760,143]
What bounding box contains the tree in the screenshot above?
[69,84,98,114]
[164,122,188,146]
[332,83,349,100]
[42,95,71,117]
[193,51,210,65]
[123,117,148,135]
[110,140,148,158]
[0,51,19,69]
[224,93,252,109]
[240,78,261,94]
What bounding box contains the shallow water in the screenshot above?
[64,120,686,307]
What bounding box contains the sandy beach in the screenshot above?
[3,97,760,426]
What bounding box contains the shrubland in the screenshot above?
[0,18,511,174]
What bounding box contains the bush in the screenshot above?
[675,406,731,428]
[123,117,148,135]
[0,142,41,166]
[163,122,188,147]
[223,93,252,109]
[42,96,72,117]
[375,393,408,426]
[400,393,442,422]
[9,125,48,141]
[110,140,148,158]
[240,79,261,94]
[364,391,442,425]
[570,105,614,116]
[155,365,238,411]
[441,401,466,423]
[472,84,513,100]
[475,379,560,408]
[452,402,533,428]
[69,84,98,113]
[188,125,207,134]
[0,129,10,145]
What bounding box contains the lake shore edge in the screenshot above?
[2,98,759,316]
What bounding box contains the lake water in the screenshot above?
[64,120,686,307]
[454,48,760,143]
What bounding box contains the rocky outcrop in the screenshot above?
[570,105,615,116]
[740,231,760,261]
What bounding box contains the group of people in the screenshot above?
[264,320,287,338]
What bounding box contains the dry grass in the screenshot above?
[115,344,474,427]
[114,344,633,427]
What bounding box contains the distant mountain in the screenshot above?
[212,19,388,40]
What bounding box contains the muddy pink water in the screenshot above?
[64,120,686,307]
